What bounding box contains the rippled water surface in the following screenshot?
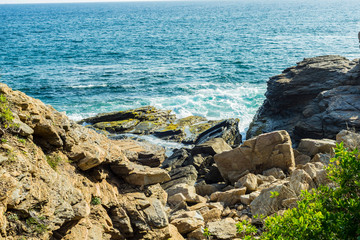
[1,0,360,133]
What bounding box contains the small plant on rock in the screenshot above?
[46,154,62,170]
[203,226,212,239]
[236,220,257,239]
[91,196,101,205]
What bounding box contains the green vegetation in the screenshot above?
[0,94,14,128]
[91,196,101,205]
[203,227,212,239]
[26,216,47,234]
[18,137,26,144]
[240,142,360,239]
[269,191,279,198]
[236,220,257,239]
[1,138,7,143]
[46,154,62,170]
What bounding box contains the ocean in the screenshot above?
[1,0,359,135]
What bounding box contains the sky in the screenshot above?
[0,0,170,4]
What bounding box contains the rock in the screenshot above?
[110,160,171,186]
[247,55,360,142]
[289,169,315,195]
[214,130,295,183]
[12,118,34,137]
[79,105,175,126]
[235,173,258,193]
[262,168,286,179]
[207,218,237,240]
[166,184,206,204]
[311,153,331,165]
[240,191,261,205]
[195,182,226,197]
[168,224,186,240]
[162,165,198,190]
[170,211,204,234]
[336,130,360,150]
[210,187,246,207]
[187,227,206,240]
[194,119,242,146]
[161,148,190,170]
[117,139,166,167]
[297,138,336,157]
[250,184,297,219]
[191,138,232,156]
[201,208,222,222]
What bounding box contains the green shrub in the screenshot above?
[239,142,360,240]
[91,196,101,205]
[203,227,212,239]
[26,216,47,234]
[0,94,14,128]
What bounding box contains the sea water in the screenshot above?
[1,0,360,135]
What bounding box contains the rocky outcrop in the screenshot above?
[247,55,360,142]
[79,106,242,146]
[0,84,174,240]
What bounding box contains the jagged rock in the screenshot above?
[297,138,336,157]
[235,173,258,193]
[311,153,331,165]
[110,160,171,186]
[262,168,286,179]
[191,138,232,156]
[250,184,297,220]
[187,227,206,240]
[168,224,186,240]
[240,191,261,205]
[247,55,360,142]
[336,130,360,150]
[170,211,204,234]
[166,184,206,205]
[289,169,315,195]
[195,182,226,197]
[214,130,295,183]
[207,218,237,240]
[161,148,190,170]
[210,188,246,207]
[162,165,198,190]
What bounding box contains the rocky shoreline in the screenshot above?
[0,55,359,240]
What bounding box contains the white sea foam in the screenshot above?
[70,84,107,89]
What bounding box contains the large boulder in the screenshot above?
[214,130,295,183]
[247,55,360,142]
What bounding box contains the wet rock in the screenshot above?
[194,119,242,146]
[214,130,295,183]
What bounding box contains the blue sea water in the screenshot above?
[1,0,360,134]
